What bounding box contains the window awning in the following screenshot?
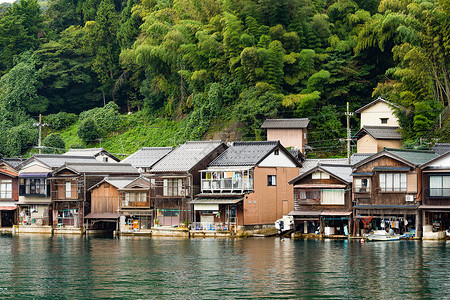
[372,167,410,172]
[189,198,243,205]
[0,206,17,211]
[293,184,346,189]
[353,204,418,210]
[352,172,373,177]
[19,172,52,178]
[288,210,321,216]
[320,211,352,216]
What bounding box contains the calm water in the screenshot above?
[0,235,448,299]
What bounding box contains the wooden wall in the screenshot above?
[90,182,119,214]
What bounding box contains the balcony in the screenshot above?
[201,169,253,193]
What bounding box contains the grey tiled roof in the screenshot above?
[209,141,279,167]
[57,163,139,174]
[21,155,98,170]
[151,141,225,172]
[350,153,374,165]
[1,158,25,169]
[432,143,450,155]
[105,177,137,189]
[261,118,309,129]
[121,147,173,169]
[64,148,120,162]
[299,158,347,174]
[355,97,400,113]
[384,148,439,166]
[356,126,401,140]
[290,163,352,184]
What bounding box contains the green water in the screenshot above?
[0,235,448,299]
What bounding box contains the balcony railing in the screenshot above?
[428,188,450,198]
[354,187,370,193]
[201,178,253,193]
[191,222,235,231]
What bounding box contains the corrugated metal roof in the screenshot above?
[151,141,225,172]
[356,126,401,140]
[261,118,309,129]
[209,141,278,167]
[121,147,173,169]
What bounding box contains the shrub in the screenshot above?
[43,134,66,153]
[77,117,100,143]
[45,112,78,130]
[79,102,124,137]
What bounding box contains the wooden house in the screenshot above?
[86,177,135,230]
[352,148,438,237]
[355,97,402,153]
[288,163,353,236]
[261,119,309,154]
[17,155,98,227]
[419,151,450,239]
[117,177,152,232]
[148,141,227,226]
[192,141,301,231]
[50,162,138,231]
[0,168,19,227]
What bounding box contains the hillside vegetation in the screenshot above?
[0,0,449,157]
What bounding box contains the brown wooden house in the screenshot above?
[288,163,353,236]
[0,168,19,227]
[419,151,450,239]
[352,148,438,237]
[50,163,139,231]
[148,141,227,226]
[86,177,136,230]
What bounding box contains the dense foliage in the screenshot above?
[0,0,448,157]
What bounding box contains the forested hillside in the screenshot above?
[0,0,449,157]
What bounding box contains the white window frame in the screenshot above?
[0,179,12,199]
[65,181,72,199]
[379,173,407,192]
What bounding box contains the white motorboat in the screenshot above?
[364,230,401,241]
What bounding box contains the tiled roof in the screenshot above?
[290,163,352,184]
[20,155,98,170]
[432,143,450,155]
[209,141,279,167]
[299,158,347,174]
[261,118,309,129]
[355,126,401,140]
[384,148,439,166]
[121,147,173,169]
[64,148,120,162]
[0,168,18,177]
[355,97,399,113]
[350,153,374,165]
[56,163,139,175]
[151,141,225,172]
[104,177,137,189]
[1,158,25,169]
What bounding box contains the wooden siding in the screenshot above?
[90,182,119,214]
[0,174,19,201]
[422,171,450,206]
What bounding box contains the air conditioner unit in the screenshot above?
[179,189,186,196]
[405,195,414,202]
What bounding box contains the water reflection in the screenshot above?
[0,235,448,298]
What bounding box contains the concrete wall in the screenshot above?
[360,101,399,128]
[266,128,306,153]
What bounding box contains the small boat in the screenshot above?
[364,230,401,241]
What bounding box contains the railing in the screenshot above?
[19,184,50,197]
[121,200,150,208]
[427,188,450,198]
[354,187,370,193]
[191,222,234,231]
[201,178,253,193]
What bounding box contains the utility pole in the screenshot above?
[345,102,353,164]
[33,114,49,154]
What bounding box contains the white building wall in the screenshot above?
[360,101,399,128]
[258,151,298,167]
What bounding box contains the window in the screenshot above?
[312,171,330,180]
[380,118,388,124]
[354,178,370,193]
[379,173,407,192]
[65,182,71,198]
[125,192,147,203]
[0,179,12,199]
[321,189,345,205]
[19,178,47,196]
[298,190,320,202]
[274,149,279,155]
[163,178,184,196]
[267,175,276,186]
[429,175,450,197]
